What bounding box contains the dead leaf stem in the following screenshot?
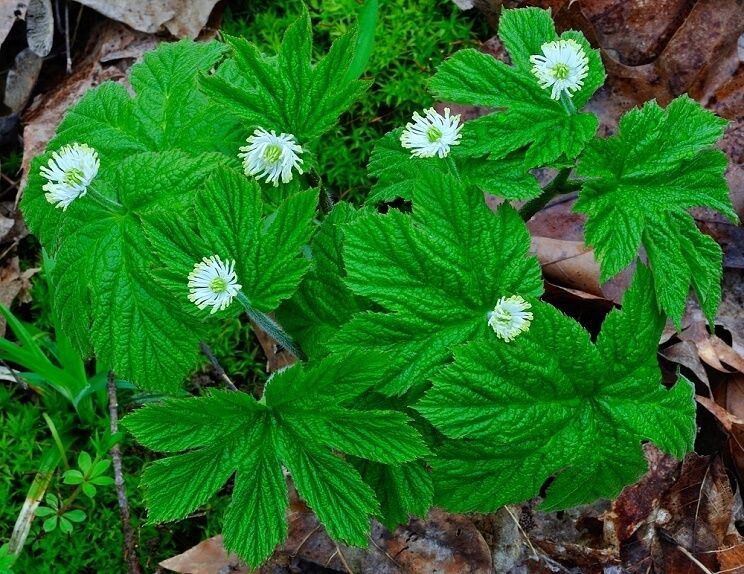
[107,371,142,574]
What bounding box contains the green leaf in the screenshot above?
[43,516,58,532]
[279,438,378,546]
[353,459,433,530]
[22,40,242,249]
[416,264,696,512]
[34,506,55,518]
[333,170,543,394]
[89,476,115,486]
[429,8,603,166]
[278,202,370,358]
[62,470,84,485]
[45,151,217,391]
[345,0,378,82]
[58,517,73,535]
[20,40,245,391]
[45,493,59,509]
[82,483,97,499]
[201,10,370,145]
[63,510,86,523]
[367,129,541,204]
[222,432,288,566]
[77,451,92,475]
[91,459,111,477]
[124,354,427,567]
[575,96,737,325]
[149,166,317,316]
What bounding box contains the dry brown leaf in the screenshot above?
[724,376,744,482]
[579,0,695,66]
[25,0,52,57]
[697,395,744,431]
[4,47,43,113]
[19,21,159,194]
[367,509,492,574]
[530,237,600,296]
[263,494,492,574]
[159,535,251,574]
[0,0,27,49]
[0,256,37,336]
[604,445,681,548]
[74,0,219,38]
[661,342,710,388]
[612,453,741,573]
[718,542,744,572]
[660,302,744,395]
[250,316,296,374]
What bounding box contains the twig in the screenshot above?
[64,0,71,74]
[107,371,142,574]
[676,544,714,574]
[692,462,711,552]
[519,168,581,222]
[334,544,354,574]
[1,360,27,389]
[368,534,402,569]
[504,505,539,559]
[290,524,322,558]
[199,341,238,391]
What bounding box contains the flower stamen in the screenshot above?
[40,143,100,210]
[400,107,462,158]
[188,255,242,314]
[488,295,533,342]
[239,128,304,187]
[529,39,589,101]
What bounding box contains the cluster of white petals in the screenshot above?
[400,107,462,158]
[488,295,533,342]
[40,143,99,210]
[529,39,589,100]
[187,255,242,314]
[239,128,304,186]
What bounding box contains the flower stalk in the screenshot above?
[518,168,581,221]
[235,291,307,361]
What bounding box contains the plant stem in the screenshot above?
[199,341,238,391]
[87,188,123,212]
[518,168,581,222]
[107,372,142,574]
[560,91,576,115]
[235,292,307,361]
[446,155,461,180]
[42,413,69,470]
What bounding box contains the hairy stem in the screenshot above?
[235,292,307,361]
[87,187,123,212]
[107,372,142,574]
[560,91,576,115]
[199,341,238,391]
[446,155,461,180]
[518,168,581,221]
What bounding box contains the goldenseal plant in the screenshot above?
[19,5,736,568]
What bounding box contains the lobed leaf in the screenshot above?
[429,8,604,167]
[575,96,737,325]
[124,355,428,567]
[417,265,696,511]
[334,170,543,394]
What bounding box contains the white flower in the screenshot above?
[400,107,462,158]
[239,128,304,186]
[40,143,99,210]
[488,295,533,342]
[529,39,589,100]
[187,255,242,314]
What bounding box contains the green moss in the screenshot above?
[222,0,487,201]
